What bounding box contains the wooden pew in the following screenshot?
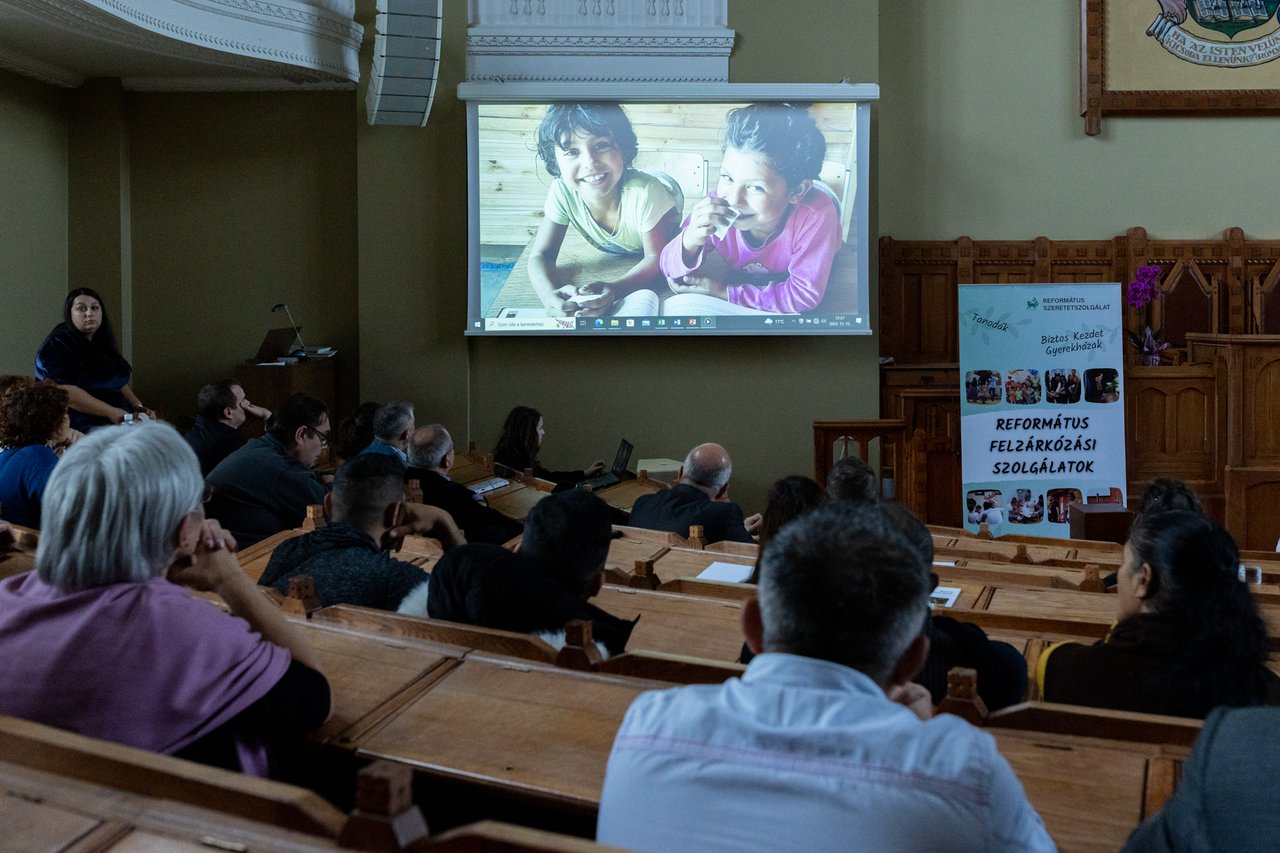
[310,604,743,685]
[483,482,550,523]
[703,539,759,558]
[450,443,496,486]
[591,472,667,515]
[995,729,1181,852]
[651,545,754,584]
[0,759,348,851]
[313,604,558,665]
[0,521,38,581]
[429,820,613,851]
[352,655,656,814]
[295,620,467,747]
[0,715,347,839]
[341,652,1179,852]
[594,586,745,662]
[940,582,1280,650]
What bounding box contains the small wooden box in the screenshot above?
[1068,502,1135,545]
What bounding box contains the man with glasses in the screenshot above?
[597,502,1054,852]
[205,393,330,547]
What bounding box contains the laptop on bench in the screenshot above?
[580,439,635,491]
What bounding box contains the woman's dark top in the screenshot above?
[493,447,585,488]
[0,444,58,527]
[1039,612,1280,718]
[34,323,132,432]
[173,659,330,772]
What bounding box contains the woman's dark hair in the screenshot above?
[1139,478,1204,517]
[1128,510,1271,711]
[747,475,829,584]
[493,405,542,469]
[0,381,69,448]
[722,103,826,188]
[535,103,639,178]
[63,288,121,354]
[332,401,381,461]
[759,475,828,546]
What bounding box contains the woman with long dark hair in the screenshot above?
[492,405,603,487]
[35,288,154,432]
[1039,510,1279,717]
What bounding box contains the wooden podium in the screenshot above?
[234,357,338,436]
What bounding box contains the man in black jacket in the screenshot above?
[428,489,635,655]
[260,454,463,611]
[184,379,271,476]
[405,424,523,545]
[628,443,760,544]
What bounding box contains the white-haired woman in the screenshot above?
[0,422,330,776]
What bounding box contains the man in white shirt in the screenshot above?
[596,502,1055,853]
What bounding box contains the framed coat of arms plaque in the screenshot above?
[1082,0,1280,134]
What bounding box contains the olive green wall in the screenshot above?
[0,70,67,376]
[126,91,359,419]
[878,0,1280,239]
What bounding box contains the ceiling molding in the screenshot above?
[0,0,363,89]
[0,45,84,87]
[466,0,732,83]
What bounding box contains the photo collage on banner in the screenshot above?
[958,284,1127,537]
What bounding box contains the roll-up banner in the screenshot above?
[958,283,1127,537]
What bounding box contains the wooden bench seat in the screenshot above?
[594,586,745,662]
[0,715,347,840]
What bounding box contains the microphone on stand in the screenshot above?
[271,303,307,358]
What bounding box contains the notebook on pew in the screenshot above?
[579,439,636,490]
[468,476,509,495]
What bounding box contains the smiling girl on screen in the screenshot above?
[528,103,683,318]
[660,103,842,315]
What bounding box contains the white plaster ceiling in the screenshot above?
[0,0,364,90]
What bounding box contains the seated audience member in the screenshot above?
[331,400,380,463]
[406,424,523,545]
[205,393,330,547]
[359,401,413,464]
[1139,477,1204,516]
[743,474,828,585]
[183,379,272,476]
[1122,706,1280,853]
[597,502,1054,851]
[628,443,761,543]
[884,501,1029,710]
[492,405,604,488]
[428,489,636,655]
[740,475,828,662]
[826,455,879,503]
[0,423,330,776]
[0,382,77,527]
[260,454,463,611]
[1038,510,1280,717]
[1106,477,1206,589]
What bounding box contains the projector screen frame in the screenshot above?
[459,81,878,337]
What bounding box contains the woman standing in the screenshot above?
[35,288,154,432]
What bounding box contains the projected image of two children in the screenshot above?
[477,101,859,320]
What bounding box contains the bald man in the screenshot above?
[627,443,760,544]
